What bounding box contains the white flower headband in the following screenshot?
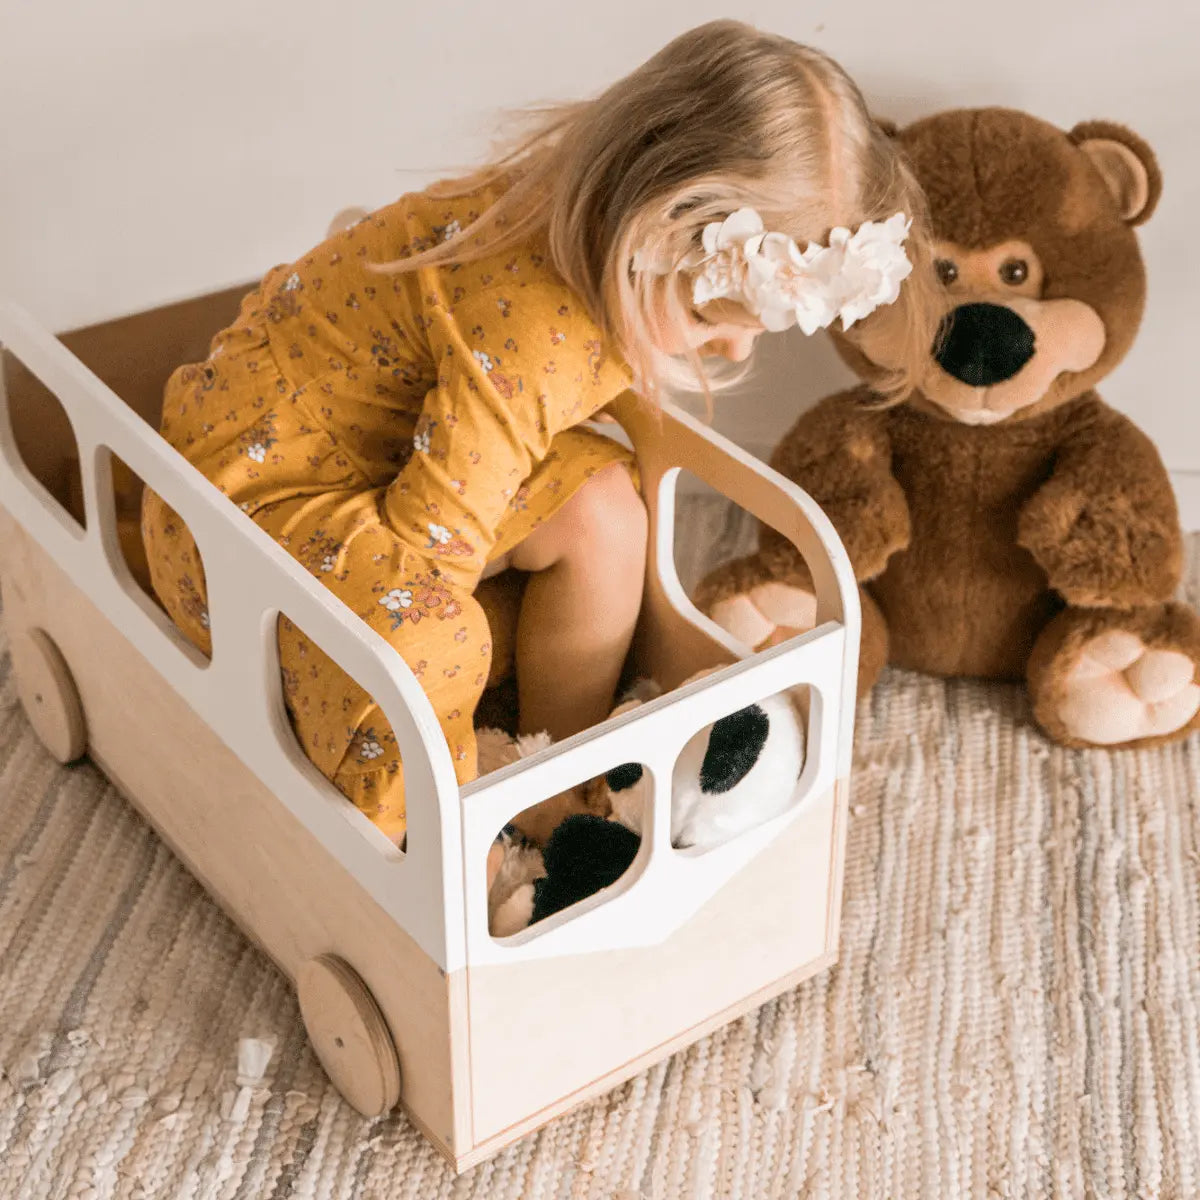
[635,207,914,336]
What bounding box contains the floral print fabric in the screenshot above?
[143,181,634,842]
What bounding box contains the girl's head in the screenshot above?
[391,21,941,400]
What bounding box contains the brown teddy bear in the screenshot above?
[696,107,1200,749]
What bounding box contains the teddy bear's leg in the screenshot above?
[1027,603,1200,747]
[694,551,818,651]
[693,552,888,696]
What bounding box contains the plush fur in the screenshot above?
[599,672,807,850]
[478,728,553,935]
[482,672,808,935]
[697,107,1200,750]
[530,815,642,925]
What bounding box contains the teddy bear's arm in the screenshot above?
[1017,404,1182,608]
[765,389,911,581]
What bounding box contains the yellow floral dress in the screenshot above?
[142,180,635,842]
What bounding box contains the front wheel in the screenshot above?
[297,954,401,1117]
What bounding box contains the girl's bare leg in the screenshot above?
[503,464,647,843]
[509,463,648,739]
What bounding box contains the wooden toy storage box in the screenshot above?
[0,285,860,1173]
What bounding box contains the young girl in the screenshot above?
[142,20,940,845]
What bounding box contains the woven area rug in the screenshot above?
[1,510,1198,1200]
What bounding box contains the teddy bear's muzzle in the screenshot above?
[934,302,1037,387]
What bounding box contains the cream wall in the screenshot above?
[1,0,1196,524]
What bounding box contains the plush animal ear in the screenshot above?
[699,705,770,795]
[605,762,644,792]
[873,115,900,138]
[1069,121,1162,226]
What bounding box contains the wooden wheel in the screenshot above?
[10,627,86,764]
[297,954,401,1117]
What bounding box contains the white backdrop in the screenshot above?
[1,0,1196,523]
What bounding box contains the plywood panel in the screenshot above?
[466,784,838,1143]
[0,515,471,1157]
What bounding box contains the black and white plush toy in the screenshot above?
[599,674,807,851]
[482,672,807,935]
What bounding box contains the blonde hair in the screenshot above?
[380,20,941,402]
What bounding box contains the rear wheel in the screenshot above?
[11,627,86,764]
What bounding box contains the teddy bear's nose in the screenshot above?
[933,302,1036,386]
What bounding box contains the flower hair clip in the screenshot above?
[638,207,914,336]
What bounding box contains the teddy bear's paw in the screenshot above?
[491,883,535,937]
[487,826,544,936]
[708,582,817,651]
[1058,630,1200,744]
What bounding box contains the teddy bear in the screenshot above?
[695,107,1200,749]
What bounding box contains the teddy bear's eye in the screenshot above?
[935,259,959,285]
[999,258,1029,286]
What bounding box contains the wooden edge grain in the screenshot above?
[825,776,852,954]
[446,967,474,1154]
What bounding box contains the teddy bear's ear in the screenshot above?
[873,116,900,138]
[1068,121,1162,226]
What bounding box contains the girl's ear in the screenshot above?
[873,116,900,139]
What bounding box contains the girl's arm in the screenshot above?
[381,284,631,592]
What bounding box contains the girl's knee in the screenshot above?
[509,463,647,575]
[566,464,648,565]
